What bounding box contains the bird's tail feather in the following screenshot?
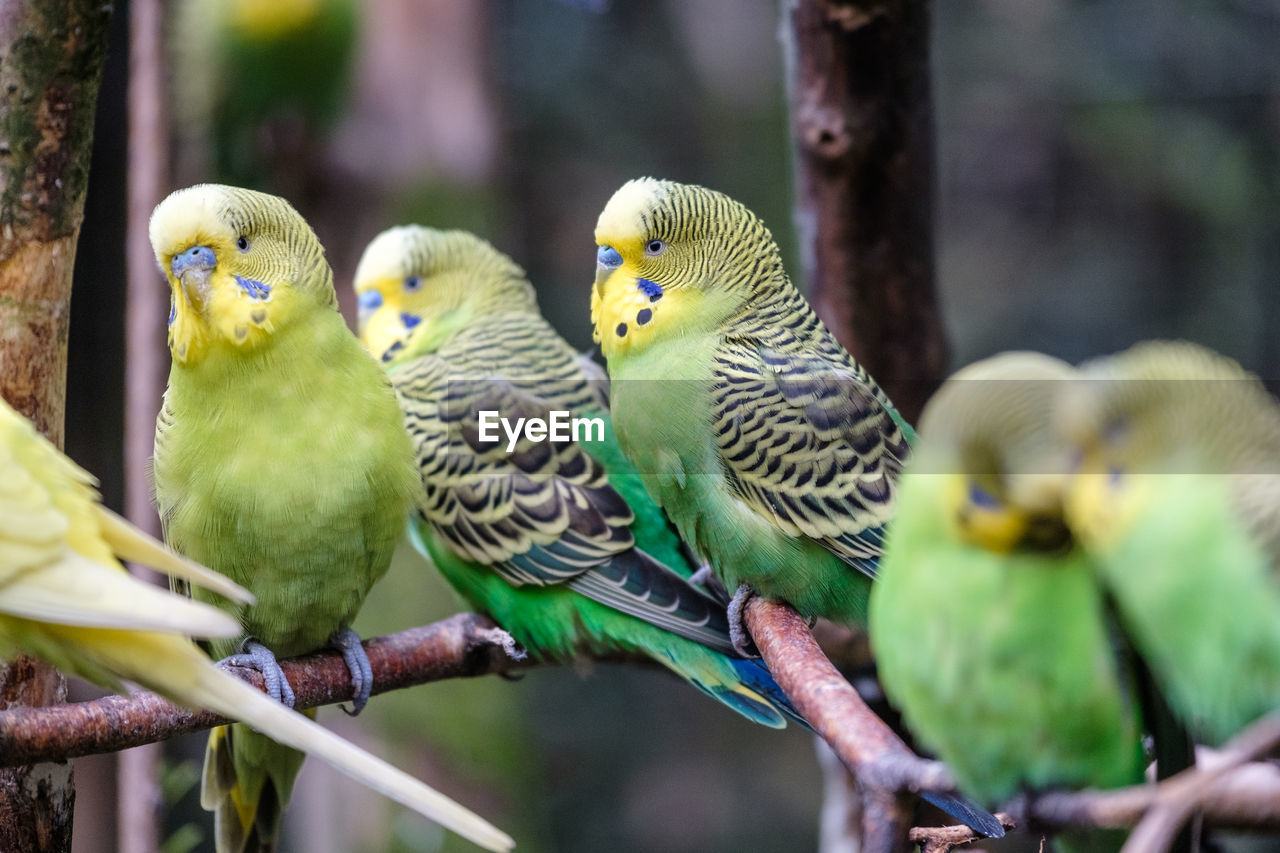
[119,639,514,852]
[203,719,307,853]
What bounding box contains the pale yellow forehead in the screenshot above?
[595,178,666,243]
[354,226,415,288]
[149,185,237,261]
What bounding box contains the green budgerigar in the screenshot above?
[591,178,912,627]
[150,185,508,852]
[869,353,1146,810]
[353,224,802,729]
[0,394,511,853]
[1061,340,1280,743]
[590,180,1002,836]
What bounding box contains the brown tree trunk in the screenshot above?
[784,0,945,423]
[0,1,114,849]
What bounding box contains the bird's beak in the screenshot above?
[170,245,217,313]
[595,245,623,296]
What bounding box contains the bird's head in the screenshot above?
[150,184,335,365]
[591,178,786,361]
[1059,340,1263,547]
[353,226,535,366]
[918,352,1079,555]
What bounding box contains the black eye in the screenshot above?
[404,276,422,292]
[644,239,666,256]
[236,236,250,252]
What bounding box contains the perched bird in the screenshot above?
[355,224,1001,837]
[171,0,358,189]
[150,186,509,852]
[1061,340,1280,743]
[591,182,1002,837]
[353,224,800,729]
[591,178,912,628]
[869,353,1146,810]
[0,395,511,852]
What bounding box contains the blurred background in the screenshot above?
[62,0,1280,851]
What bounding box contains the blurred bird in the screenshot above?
[171,0,358,190]
[1061,339,1280,743]
[590,180,1002,836]
[354,224,801,729]
[591,178,911,629]
[150,185,510,852]
[869,353,1146,814]
[0,393,510,852]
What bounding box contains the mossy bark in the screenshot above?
[784,0,945,424]
[0,1,113,850]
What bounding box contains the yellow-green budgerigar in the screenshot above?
[149,185,511,853]
[869,353,1146,811]
[591,178,912,627]
[0,395,509,851]
[1061,340,1280,743]
[171,0,358,187]
[353,225,803,729]
[590,180,1002,836]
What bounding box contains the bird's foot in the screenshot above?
[221,639,296,708]
[688,563,714,587]
[727,584,761,658]
[688,561,731,602]
[329,627,373,717]
[479,626,527,661]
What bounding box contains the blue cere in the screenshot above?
[235,275,271,299]
[597,245,623,269]
[968,482,1000,509]
[170,245,216,276]
[637,277,663,300]
[401,312,422,329]
[358,290,383,311]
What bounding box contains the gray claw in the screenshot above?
[727,584,761,658]
[222,639,296,708]
[330,627,373,716]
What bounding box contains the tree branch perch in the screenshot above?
[0,613,527,767]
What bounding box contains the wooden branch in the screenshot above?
[1120,711,1280,853]
[746,597,951,793]
[783,0,946,423]
[745,597,957,853]
[0,614,529,767]
[0,1,115,848]
[909,814,1016,853]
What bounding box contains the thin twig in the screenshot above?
[909,814,1017,853]
[1121,710,1280,853]
[0,614,528,767]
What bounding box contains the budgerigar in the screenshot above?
[149,185,510,852]
[591,178,912,628]
[869,353,1146,811]
[1061,340,1280,743]
[0,395,511,852]
[353,224,801,729]
[171,0,358,187]
[351,212,994,835]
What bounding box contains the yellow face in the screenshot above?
[150,185,318,365]
[592,179,730,362]
[943,469,1072,555]
[230,0,321,40]
[353,226,533,365]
